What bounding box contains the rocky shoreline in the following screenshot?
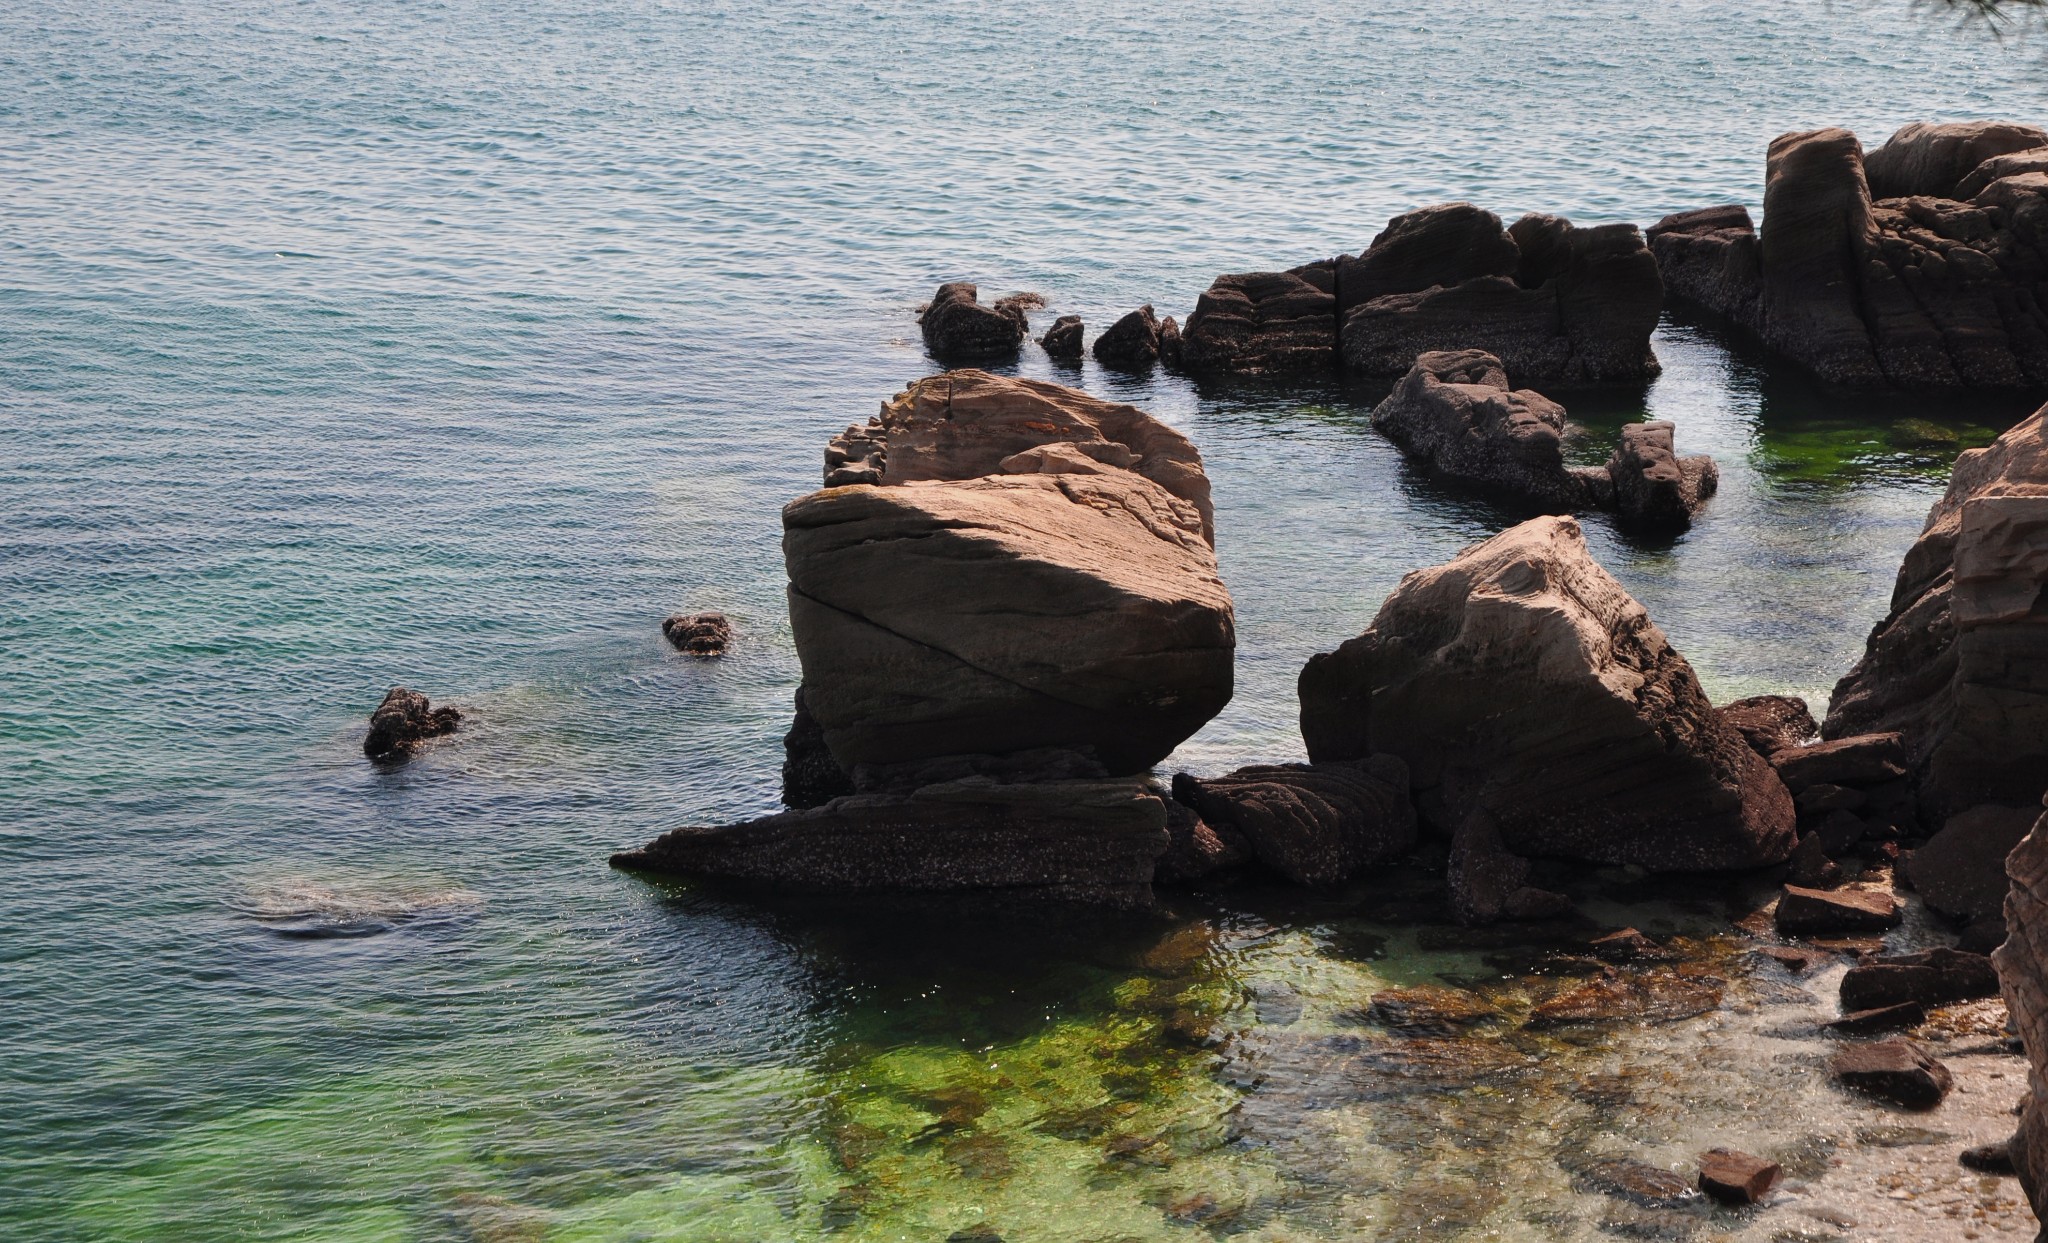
[603,118,2048,1236]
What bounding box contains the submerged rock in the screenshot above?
[1824,405,2048,814]
[1524,968,1723,1028]
[1652,122,2048,388]
[1168,757,1414,886]
[1360,984,1495,1036]
[1298,516,1794,922]
[919,282,1028,362]
[363,687,460,760]
[661,611,732,656]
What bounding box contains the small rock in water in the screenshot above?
[1569,1155,1703,1208]
[1774,884,1901,935]
[363,686,460,760]
[661,611,733,656]
[1038,314,1084,361]
[1839,947,2000,1011]
[1824,1002,1927,1035]
[1696,1147,1783,1205]
[1829,1038,1954,1109]
[1960,1138,2018,1175]
[1092,304,1163,369]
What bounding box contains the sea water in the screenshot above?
[3,1,2044,1237]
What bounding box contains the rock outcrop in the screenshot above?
[1651,122,2048,388]
[1168,757,1415,886]
[1180,269,1337,372]
[1370,351,1716,527]
[363,687,460,761]
[1297,516,1796,922]
[661,611,732,656]
[1039,315,1084,362]
[918,282,1028,362]
[1824,405,2048,816]
[1182,204,1661,383]
[1719,694,1820,759]
[1093,305,1164,369]
[618,371,1235,903]
[1995,799,2048,1226]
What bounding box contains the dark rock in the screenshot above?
[1179,270,1336,372]
[1335,202,1521,313]
[1825,1001,1928,1034]
[1771,733,1909,793]
[791,371,1231,775]
[1168,757,1415,886]
[1368,349,1593,511]
[1092,305,1162,369]
[1604,421,1719,530]
[1864,121,2048,200]
[781,685,854,809]
[1157,315,1182,367]
[919,282,1027,362]
[1718,694,1820,758]
[1299,516,1795,923]
[1154,796,1246,885]
[1038,314,1084,361]
[1956,149,2048,200]
[1589,927,1669,963]
[661,611,732,656]
[363,687,459,760]
[1797,783,1868,814]
[610,777,1170,906]
[1825,408,2048,815]
[1813,808,1870,857]
[1646,204,1763,329]
[1841,947,2002,1010]
[1996,802,2048,1222]
[1829,1038,1955,1109]
[1906,803,2040,923]
[1696,1148,1783,1205]
[1961,1138,2019,1174]
[1775,884,1902,934]
[1787,833,1844,888]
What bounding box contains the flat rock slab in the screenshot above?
[1775,884,1902,935]
[1771,732,1908,791]
[1840,948,2000,1011]
[1752,944,1836,975]
[1525,969,1723,1029]
[1567,1156,1702,1209]
[1830,1039,1956,1109]
[1360,985,1495,1036]
[1825,1001,1928,1034]
[1697,1147,1783,1205]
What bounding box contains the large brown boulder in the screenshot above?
[1995,800,2048,1226]
[918,282,1027,362]
[1864,121,2048,200]
[795,371,1232,775]
[1824,405,2048,815]
[1339,210,1662,384]
[1298,517,1795,904]
[1179,269,1337,372]
[1653,122,2048,389]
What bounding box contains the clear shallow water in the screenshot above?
[3,1,2046,1237]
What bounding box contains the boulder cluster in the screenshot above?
[1652,121,2048,388]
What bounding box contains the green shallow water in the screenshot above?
[7,0,2048,1237]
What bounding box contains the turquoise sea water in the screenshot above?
[5,2,2047,1238]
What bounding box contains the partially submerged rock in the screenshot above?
[1179,269,1336,372]
[611,777,1170,907]
[1372,352,1714,526]
[1298,516,1794,922]
[1775,884,1902,935]
[1038,314,1084,362]
[1995,802,2048,1221]
[1839,947,2000,1010]
[1652,122,2048,388]
[363,687,460,760]
[1824,406,2048,815]
[1719,694,1820,759]
[661,611,732,656]
[1092,305,1164,369]
[1829,1038,1955,1109]
[919,282,1028,362]
[1697,1148,1782,1205]
[1168,757,1414,886]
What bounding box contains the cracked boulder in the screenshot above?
[1298,516,1794,921]
[794,370,1233,774]
[1824,404,2048,814]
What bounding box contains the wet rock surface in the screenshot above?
[362,686,460,760]
[1720,694,1821,759]
[1037,314,1083,361]
[1603,419,1719,530]
[1697,1148,1783,1205]
[918,281,1028,362]
[1168,757,1414,887]
[1830,1038,1956,1109]
[1776,884,1902,935]
[1091,304,1164,369]
[1299,515,1794,922]
[660,610,732,655]
[1840,948,2002,1011]
[1824,406,2048,816]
